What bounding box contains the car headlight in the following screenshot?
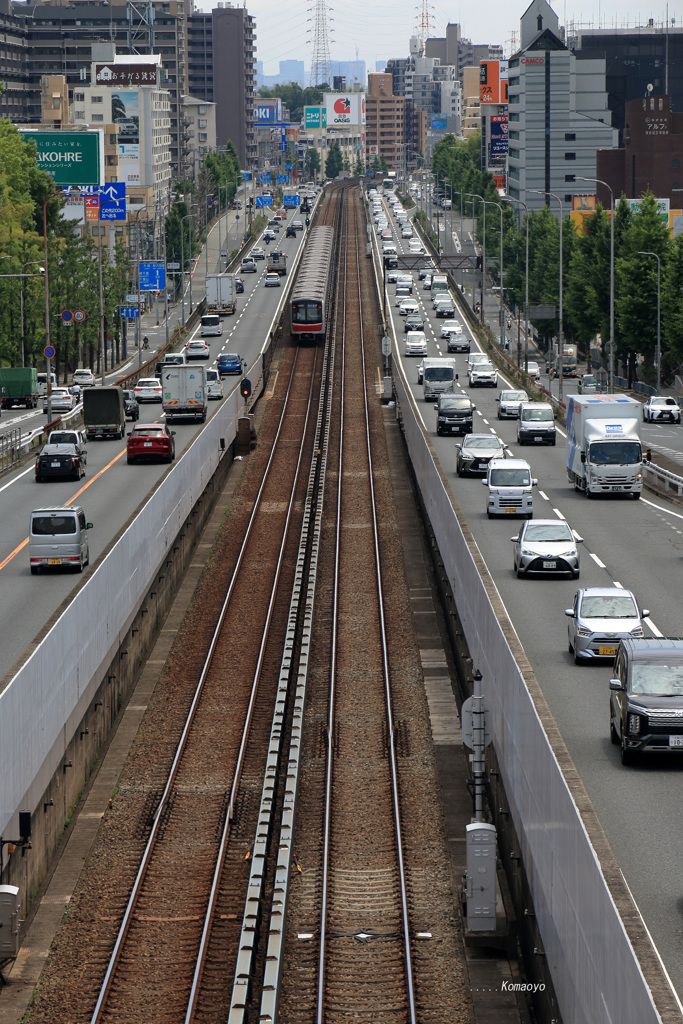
[576,626,592,638]
[558,550,577,558]
[630,626,644,637]
[627,713,641,736]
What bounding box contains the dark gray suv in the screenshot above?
[609,638,683,765]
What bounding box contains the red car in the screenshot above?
[126,422,176,464]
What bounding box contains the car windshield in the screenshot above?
[502,392,526,402]
[580,595,638,618]
[133,427,164,437]
[49,432,77,444]
[524,523,573,543]
[653,397,676,407]
[440,398,470,411]
[527,363,539,372]
[490,469,531,486]
[424,368,454,381]
[223,354,239,361]
[523,409,553,421]
[582,376,598,386]
[630,662,683,696]
[32,515,76,536]
[474,363,494,372]
[138,379,158,388]
[588,441,641,465]
[464,436,499,450]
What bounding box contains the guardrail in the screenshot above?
[643,456,683,496]
[0,426,22,472]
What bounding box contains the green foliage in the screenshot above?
[354,153,365,176]
[326,140,343,179]
[304,147,321,178]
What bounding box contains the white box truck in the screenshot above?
[566,394,643,498]
[162,364,207,423]
[417,356,458,400]
[206,273,236,315]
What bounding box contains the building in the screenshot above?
[461,67,481,136]
[568,20,683,141]
[186,6,256,166]
[365,72,405,171]
[279,59,305,86]
[597,94,683,208]
[182,95,217,179]
[507,0,617,211]
[426,23,502,86]
[13,1,186,175]
[0,8,29,123]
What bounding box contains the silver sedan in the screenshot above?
[511,519,582,579]
[565,587,647,664]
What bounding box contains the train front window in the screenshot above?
[295,301,322,324]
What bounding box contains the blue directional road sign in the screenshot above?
[276,174,289,184]
[258,173,271,184]
[255,196,273,207]
[283,195,300,207]
[139,261,166,291]
[119,306,140,319]
[98,183,126,220]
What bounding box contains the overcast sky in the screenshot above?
[196,1,680,79]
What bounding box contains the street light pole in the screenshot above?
[637,251,661,393]
[531,190,564,400]
[484,200,504,349]
[97,198,121,384]
[135,205,155,370]
[180,204,198,322]
[465,193,485,324]
[43,189,70,423]
[205,194,215,278]
[503,196,529,369]
[576,176,614,391]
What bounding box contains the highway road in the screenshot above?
[376,189,683,1005]
[0,209,310,680]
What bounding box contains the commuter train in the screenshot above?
[290,225,334,343]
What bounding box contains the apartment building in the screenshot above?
[365,72,405,171]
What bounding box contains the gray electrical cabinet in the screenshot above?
[465,822,497,932]
[0,885,21,959]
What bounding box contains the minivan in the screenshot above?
[482,458,537,518]
[29,506,92,574]
[36,372,57,397]
[518,402,556,445]
[200,314,223,337]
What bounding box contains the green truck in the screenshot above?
[0,367,38,409]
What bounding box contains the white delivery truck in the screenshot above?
[162,364,208,423]
[206,273,237,315]
[566,394,643,498]
[417,356,458,400]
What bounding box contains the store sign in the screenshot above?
[95,63,158,85]
[480,61,508,104]
[324,93,364,126]
[304,106,327,129]
[489,115,508,156]
[20,129,102,186]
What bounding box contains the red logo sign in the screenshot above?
[521,57,545,65]
[333,97,350,114]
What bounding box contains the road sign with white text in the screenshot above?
[139,261,166,291]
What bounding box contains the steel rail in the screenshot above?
[316,195,417,1024]
[90,344,315,1024]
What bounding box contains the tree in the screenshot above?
[326,140,343,179]
[354,153,365,176]
[379,154,388,175]
[304,147,320,179]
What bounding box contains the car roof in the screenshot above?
[134,422,166,429]
[620,638,683,657]
[41,443,79,453]
[524,518,571,527]
[32,505,84,515]
[489,457,528,469]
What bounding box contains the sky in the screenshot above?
[196,1,682,80]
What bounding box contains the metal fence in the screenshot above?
[0,427,22,473]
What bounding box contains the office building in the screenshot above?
[365,72,405,171]
[426,23,502,86]
[279,60,305,86]
[0,9,29,122]
[507,0,617,211]
[182,95,217,179]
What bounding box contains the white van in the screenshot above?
[205,368,224,400]
[482,459,537,519]
[36,372,57,397]
[29,506,92,574]
[200,313,222,337]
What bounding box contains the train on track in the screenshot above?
[290,225,334,343]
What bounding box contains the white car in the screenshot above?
[511,519,582,579]
[401,226,413,238]
[42,388,75,415]
[399,299,419,316]
[264,272,281,287]
[440,320,462,337]
[525,361,541,382]
[642,395,681,423]
[469,362,498,387]
[134,377,163,403]
[185,340,211,359]
[497,389,530,419]
[205,368,224,400]
[72,368,96,388]
[404,331,428,356]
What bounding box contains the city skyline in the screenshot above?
[196,0,681,81]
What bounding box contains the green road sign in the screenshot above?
[20,129,103,186]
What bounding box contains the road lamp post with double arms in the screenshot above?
[503,196,529,370]
[531,190,564,400]
[464,193,485,323]
[484,199,504,349]
[205,194,215,278]
[636,251,661,393]
[180,204,198,323]
[575,176,615,391]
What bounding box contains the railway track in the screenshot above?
[27,184,470,1024]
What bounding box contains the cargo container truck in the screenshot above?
[553,344,578,376]
[205,273,236,316]
[162,364,207,423]
[0,367,38,409]
[267,250,288,276]
[417,357,458,400]
[83,386,126,440]
[566,394,643,498]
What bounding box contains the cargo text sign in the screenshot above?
[20,129,102,186]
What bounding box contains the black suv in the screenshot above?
[404,313,424,333]
[122,389,140,420]
[610,638,683,765]
[435,394,476,436]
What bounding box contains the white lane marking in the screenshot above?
[644,617,663,637]
[482,417,489,425]
[590,552,607,569]
[613,580,624,588]
[553,507,565,519]
[0,463,36,492]
[538,490,550,501]
[640,495,683,521]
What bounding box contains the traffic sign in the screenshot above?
[119,306,140,319]
[74,309,85,322]
[236,214,240,220]
[44,346,55,359]
[255,196,273,207]
[283,195,300,207]
[139,261,166,291]
[167,262,180,270]
[61,310,73,323]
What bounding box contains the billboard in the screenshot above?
[95,63,158,86]
[114,91,140,185]
[480,61,509,105]
[20,129,103,186]
[324,93,365,126]
[489,114,508,156]
[431,116,447,130]
[255,99,282,122]
[304,106,327,129]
